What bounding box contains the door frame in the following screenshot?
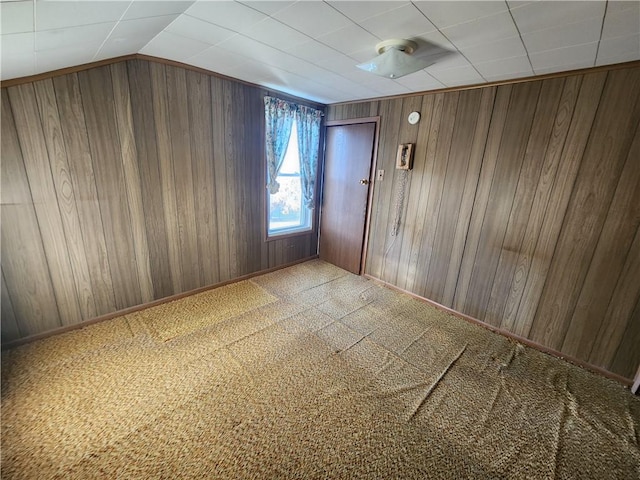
[322,116,380,275]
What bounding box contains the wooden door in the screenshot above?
[319,122,376,274]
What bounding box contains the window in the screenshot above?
[267,122,312,236]
[264,96,322,239]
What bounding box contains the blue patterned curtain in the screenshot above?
[264,96,295,194]
[295,105,323,209]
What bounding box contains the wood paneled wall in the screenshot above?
[328,65,640,379]
[1,59,319,342]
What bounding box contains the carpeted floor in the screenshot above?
[2,259,639,479]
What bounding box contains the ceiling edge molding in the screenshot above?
[329,60,640,106]
[0,54,326,109]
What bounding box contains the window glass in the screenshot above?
[267,122,312,236]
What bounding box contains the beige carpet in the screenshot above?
[2,259,639,479]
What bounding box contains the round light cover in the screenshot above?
[408,111,421,125]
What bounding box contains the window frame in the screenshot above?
[263,112,323,243]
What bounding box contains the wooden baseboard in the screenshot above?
[364,274,634,389]
[1,256,319,350]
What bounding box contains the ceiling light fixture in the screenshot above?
[357,39,435,79]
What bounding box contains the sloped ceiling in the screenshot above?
[1,0,639,103]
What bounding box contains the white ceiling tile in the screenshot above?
[283,39,342,63]
[412,30,457,52]
[327,1,410,23]
[414,1,508,29]
[184,1,266,33]
[242,17,310,49]
[1,0,33,34]
[606,1,639,15]
[510,1,606,34]
[139,30,211,60]
[393,69,445,91]
[216,34,291,66]
[507,1,536,9]
[426,52,471,71]
[458,35,527,63]
[188,45,245,71]
[224,61,283,85]
[253,65,343,103]
[111,15,178,44]
[316,24,379,55]
[348,46,377,63]
[359,3,436,39]
[521,17,602,54]
[36,44,97,73]
[534,61,595,75]
[597,33,640,60]
[474,55,532,77]
[442,11,519,48]
[365,81,412,96]
[1,51,36,80]
[316,53,361,71]
[428,64,485,86]
[95,15,180,60]
[601,2,640,39]
[595,50,640,66]
[35,1,129,31]
[123,1,194,20]
[273,1,352,39]
[93,41,142,62]
[531,42,598,71]
[484,70,534,83]
[238,1,295,16]
[1,31,34,56]
[166,14,235,45]
[219,36,335,84]
[36,22,116,52]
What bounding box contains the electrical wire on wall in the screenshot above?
[380,169,410,279]
[391,169,410,236]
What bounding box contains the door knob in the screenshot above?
[360,179,370,185]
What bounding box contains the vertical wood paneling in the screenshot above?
[589,226,640,369]
[382,94,424,285]
[1,58,318,344]
[453,85,512,313]
[33,79,97,320]
[424,89,483,303]
[225,81,246,277]
[111,62,155,303]
[463,81,541,321]
[499,75,582,332]
[187,70,220,286]
[166,65,201,292]
[365,100,403,279]
[530,68,640,350]
[1,90,61,335]
[511,72,607,338]
[247,86,267,274]
[78,66,142,309]
[53,73,117,316]
[1,269,21,342]
[609,283,640,380]
[413,91,460,298]
[9,83,84,326]
[562,123,640,359]
[330,65,640,379]
[127,60,173,300]
[483,78,565,326]
[150,62,184,293]
[211,76,232,281]
[396,94,435,292]
[441,87,496,306]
